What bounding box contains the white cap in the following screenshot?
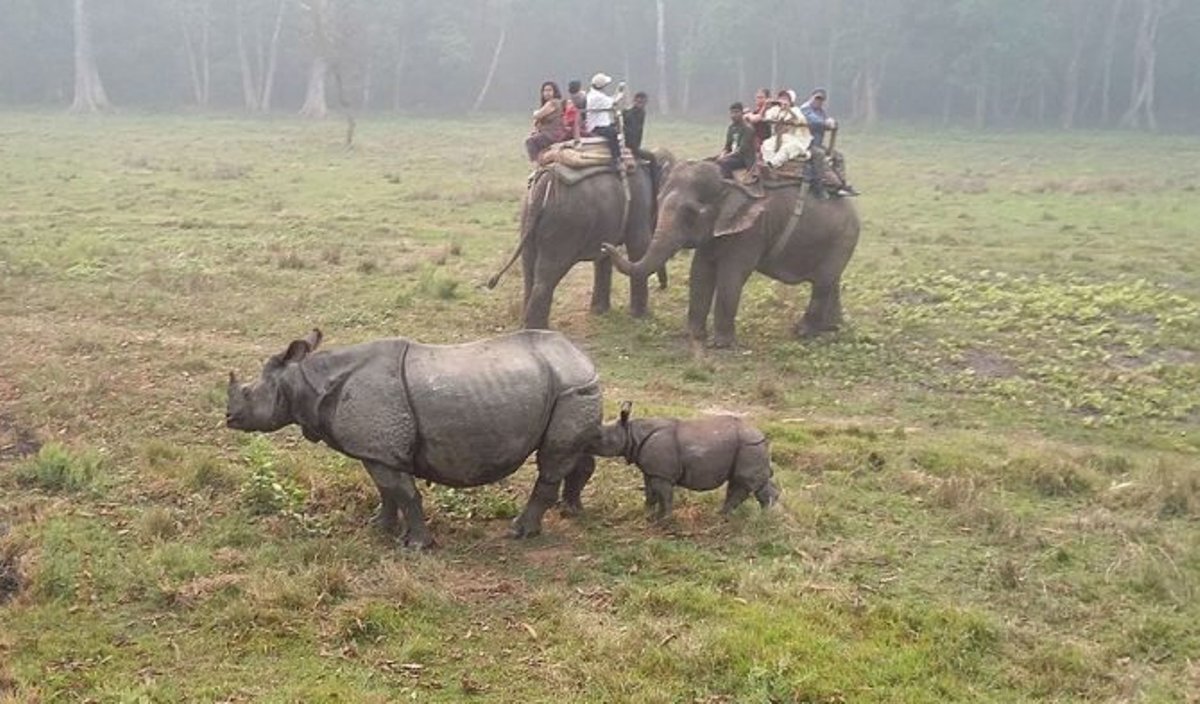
[591,73,613,89]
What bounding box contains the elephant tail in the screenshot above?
[486,171,553,290]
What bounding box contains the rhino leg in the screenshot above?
[647,477,674,522]
[364,462,401,534]
[720,482,752,515]
[364,462,433,549]
[559,454,595,517]
[510,456,568,539]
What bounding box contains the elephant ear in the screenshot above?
[713,188,768,238]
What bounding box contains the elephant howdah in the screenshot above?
[590,401,780,520]
[225,329,602,548]
[603,159,860,347]
[488,152,672,330]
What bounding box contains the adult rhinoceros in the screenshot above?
[225,329,602,548]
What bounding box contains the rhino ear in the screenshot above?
[619,400,632,425]
[282,328,323,364]
[228,370,237,386]
[713,189,768,237]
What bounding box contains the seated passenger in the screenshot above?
[586,72,625,169]
[743,88,773,150]
[799,87,858,196]
[717,101,757,179]
[567,80,590,137]
[759,89,810,170]
[525,81,568,163]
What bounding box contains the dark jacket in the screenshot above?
[623,106,646,151]
[724,121,756,163]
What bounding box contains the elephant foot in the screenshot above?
[402,529,434,550]
[590,303,611,316]
[629,306,649,319]
[558,498,584,518]
[508,516,544,540]
[372,510,400,535]
[710,336,737,349]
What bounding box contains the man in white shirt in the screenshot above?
[586,72,625,168]
[759,89,811,169]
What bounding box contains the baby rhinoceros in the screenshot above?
[592,402,780,520]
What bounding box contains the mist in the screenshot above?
[1,0,1198,130]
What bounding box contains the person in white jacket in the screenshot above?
[759,89,811,169]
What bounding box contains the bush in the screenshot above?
[14,443,101,493]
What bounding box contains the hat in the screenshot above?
[591,73,613,89]
[811,87,828,98]
[783,89,798,104]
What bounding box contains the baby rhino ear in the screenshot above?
[281,328,322,365]
[619,400,633,425]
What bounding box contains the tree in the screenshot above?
[69,0,110,112]
[471,0,511,112]
[298,0,332,118]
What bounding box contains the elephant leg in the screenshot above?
[559,454,595,517]
[590,256,613,315]
[686,251,718,342]
[624,227,652,319]
[799,282,839,337]
[524,256,573,330]
[521,239,537,311]
[363,462,400,534]
[720,481,752,515]
[711,261,755,348]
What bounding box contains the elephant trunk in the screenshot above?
[608,228,685,279]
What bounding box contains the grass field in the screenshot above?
[1,112,1198,702]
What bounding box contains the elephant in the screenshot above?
[225,328,602,548]
[589,401,780,520]
[487,158,668,330]
[602,160,860,347]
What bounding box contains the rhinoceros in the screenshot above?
[591,401,780,520]
[225,328,602,548]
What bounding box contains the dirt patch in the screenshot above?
[441,566,524,603]
[934,176,989,194]
[962,349,1019,380]
[170,573,244,608]
[0,416,40,464]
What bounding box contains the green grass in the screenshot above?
[0,113,1198,701]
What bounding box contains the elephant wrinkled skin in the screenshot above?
[603,160,860,347]
[490,161,662,330]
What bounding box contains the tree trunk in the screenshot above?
[177,0,210,107]
[1100,0,1126,125]
[361,57,373,109]
[200,0,211,107]
[655,0,668,115]
[260,0,287,112]
[736,55,746,102]
[235,0,260,111]
[392,29,408,111]
[70,0,110,112]
[1120,0,1171,130]
[769,34,778,92]
[298,56,329,118]
[471,5,509,113]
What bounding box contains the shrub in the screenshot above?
[14,443,101,493]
